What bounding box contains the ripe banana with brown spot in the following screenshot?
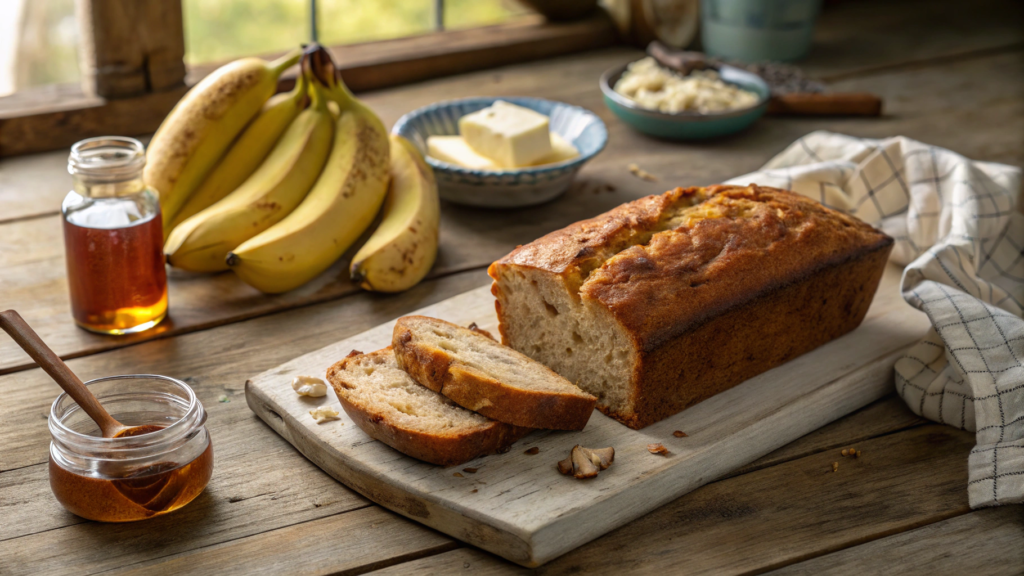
[350,134,440,293]
[164,79,334,273]
[164,73,308,240]
[145,49,301,228]
[225,45,391,293]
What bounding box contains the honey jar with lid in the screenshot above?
[48,374,212,522]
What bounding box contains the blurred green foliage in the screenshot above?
[184,0,527,64]
[7,0,526,93]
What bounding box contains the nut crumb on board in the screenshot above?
[309,406,341,423]
[832,462,839,473]
[672,430,688,438]
[463,467,478,474]
[453,472,464,478]
[647,443,669,455]
[524,447,540,455]
[628,163,659,182]
[292,375,328,397]
[558,445,615,479]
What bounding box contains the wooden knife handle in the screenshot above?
[767,93,883,116]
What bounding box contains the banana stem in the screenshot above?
[269,48,303,76]
[302,44,357,110]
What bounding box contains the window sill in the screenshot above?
[0,14,615,158]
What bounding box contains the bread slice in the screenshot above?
[326,348,529,466]
[392,316,597,430]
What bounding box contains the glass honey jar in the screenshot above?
[48,374,213,522]
[62,137,168,334]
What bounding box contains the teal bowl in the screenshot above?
[599,63,770,140]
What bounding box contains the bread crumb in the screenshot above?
[463,467,478,474]
[647,443,669,455]
[309,405,341,423]
[524,447,540,455]
[856,450,861,458]
[628,163,659,182]
[672,430,687,438]
[470,489,478,494]
[453,472,464,478]
[831,462,839,473]
[841,449,849,457]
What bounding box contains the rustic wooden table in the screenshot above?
[2,1,1023,574]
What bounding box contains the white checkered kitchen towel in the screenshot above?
[726,131,1024,507]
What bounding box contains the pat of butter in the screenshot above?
[459,101,552,168]
[427,136,499,170]
[532,133,579,166]
[428,133,579,170]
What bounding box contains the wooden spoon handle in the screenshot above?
[0,310,122,436]
[767,92,883,116]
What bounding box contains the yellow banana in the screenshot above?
[164,80,334,273]
[350,134,440,293]
[145,49,301,229]
[164,74,308,239]
[226,47,391,294]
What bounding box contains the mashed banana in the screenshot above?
[614,57,759,114]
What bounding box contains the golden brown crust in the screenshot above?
[489,184,895,429]
[393,316,597,430]
[326,348,530,466]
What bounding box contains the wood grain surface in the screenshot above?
[0,0,1021,573]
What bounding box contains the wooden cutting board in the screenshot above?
[245,264,930,567]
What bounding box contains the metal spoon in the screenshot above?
[0,309,144,438]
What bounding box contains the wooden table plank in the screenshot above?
[345,425,975,575]
[106,507,457,576]
[769,506,1023,576]
[2,48,1022,376]
[801,0,1023,80]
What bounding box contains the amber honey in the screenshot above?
[49,433,213,523]
[63,213,168,334]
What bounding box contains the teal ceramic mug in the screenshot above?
[701,0,823,62]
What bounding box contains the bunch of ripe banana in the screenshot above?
[147,44,439,294]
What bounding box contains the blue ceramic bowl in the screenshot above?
[600,63,770,140]
[391,97,607,208]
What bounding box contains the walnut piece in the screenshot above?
[309,405,341,423]
[557,445,615,479]
[292,375,328,397]
[647,443,669,455]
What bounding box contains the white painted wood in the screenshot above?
[245,264,931,567]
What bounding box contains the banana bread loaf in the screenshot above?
[488,184,893,429]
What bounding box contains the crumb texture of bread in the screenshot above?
[326,348,528,465]
[393,316,597,430]
[489,184,894,429]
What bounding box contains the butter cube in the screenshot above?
[427,136,500,170]
[531,133,579,166]
[459,101,552,168]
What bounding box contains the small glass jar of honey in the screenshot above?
[48,375,212,522]
[63,137,168,335]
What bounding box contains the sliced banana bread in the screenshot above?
[326,347,529,466]
[393,316,597,430]
[489,184,894,429]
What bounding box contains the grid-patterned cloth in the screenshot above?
[726,131,1023,507]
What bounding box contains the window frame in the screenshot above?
[0,4,615,158]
